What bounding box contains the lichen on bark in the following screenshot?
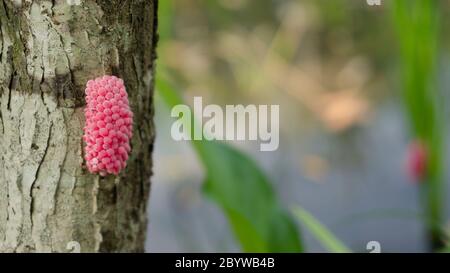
[0,0,157,252]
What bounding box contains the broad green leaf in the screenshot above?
[292,206,350,253]
[156,75,302,252]
[201,141,302,252]
[223,207,268,252]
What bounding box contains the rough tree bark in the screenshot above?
[0,0,157,252]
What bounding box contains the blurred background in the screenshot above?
[145,0,450,252]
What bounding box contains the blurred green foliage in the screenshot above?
[155,0,450,253]
[391,0,445,249]
[156,75,302,252]
[292,206,350,253]
[157,0,305,253]
[158,0,174,44]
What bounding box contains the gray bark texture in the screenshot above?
[0,0,157,252]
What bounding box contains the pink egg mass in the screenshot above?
[83,75,133,176]
[406,140,428,182]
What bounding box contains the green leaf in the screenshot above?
[391,0,445,248]
[292,206,350,253]
[156,75,302,252]
[223,207,268,252]
[201,141,302,252]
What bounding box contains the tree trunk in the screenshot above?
[0,0,157,252]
